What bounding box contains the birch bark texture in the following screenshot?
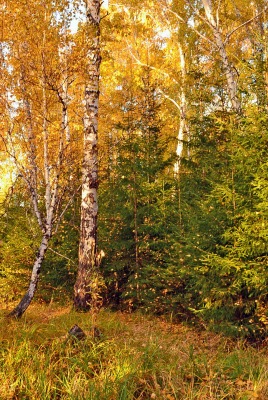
[8,14,71,317]
[201,0,241,113]
[74,0,102,310]
[9,71,67,318]
[174,42,188,173]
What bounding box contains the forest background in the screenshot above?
[0,0,268,341]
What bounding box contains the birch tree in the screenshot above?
[200,0,241,113]
[74,0,102,311]
[2,0,78,317]
[247,0,268,108]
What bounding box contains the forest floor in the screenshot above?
[0,303,267,399]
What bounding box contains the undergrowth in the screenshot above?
[0,303,267,399]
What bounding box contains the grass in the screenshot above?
[0,303,267,399]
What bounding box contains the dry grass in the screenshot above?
[0,303,267,399]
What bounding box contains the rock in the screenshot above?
[68,324,86,340]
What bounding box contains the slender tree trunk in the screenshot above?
[133,172,140,301]
[74,0,101,311]
[174,43,188,173]
[251,1,268,109]
[60,21,71,142]
[8,231,51,318]
[201,0,241,113]
[9,37,65,317]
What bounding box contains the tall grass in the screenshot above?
[0,304,267,399]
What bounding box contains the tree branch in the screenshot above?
[224,6,268,44]
[48,247,76,264]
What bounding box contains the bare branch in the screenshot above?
[224,6,268,44]
[53,184,81,235]
[160,2,217,48]
[48,247,76,265]
[158,88,181,110]
[127,44,179,85]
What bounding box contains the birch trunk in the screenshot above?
[8,231,51,318]
[201,0,241,113]
[174,43,188,173]
[8,74,54,317]
[253,2,268,108]
[9,35,66,317]
[74,0,101,310]
[8,65,47,318]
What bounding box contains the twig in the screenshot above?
[224,6,268,44]
[127,44,179,85]
[163,4,216,48]
[48,247,76,264]
[158,89,181,110]
[53,184,81,235]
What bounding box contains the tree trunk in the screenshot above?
[8,232,51,318]
[74,0,101,311]
[201,0,241,113]
[5,1,72,319]
[174,43,188,173]
[133,173,140,301]
[9,35,63,317]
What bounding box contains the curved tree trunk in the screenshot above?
[9,25,66,317]
[74,0,102,311]
[8,232,51,318]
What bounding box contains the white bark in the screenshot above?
[9,62,68,319]
[74,0,101,310]
[174,43,188,173]
[5,2,74,318]
[9,231,51,318]
[60,24,71,142]
[201,0,241,113]
[42,76,51,223]
[9,80,55,316]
